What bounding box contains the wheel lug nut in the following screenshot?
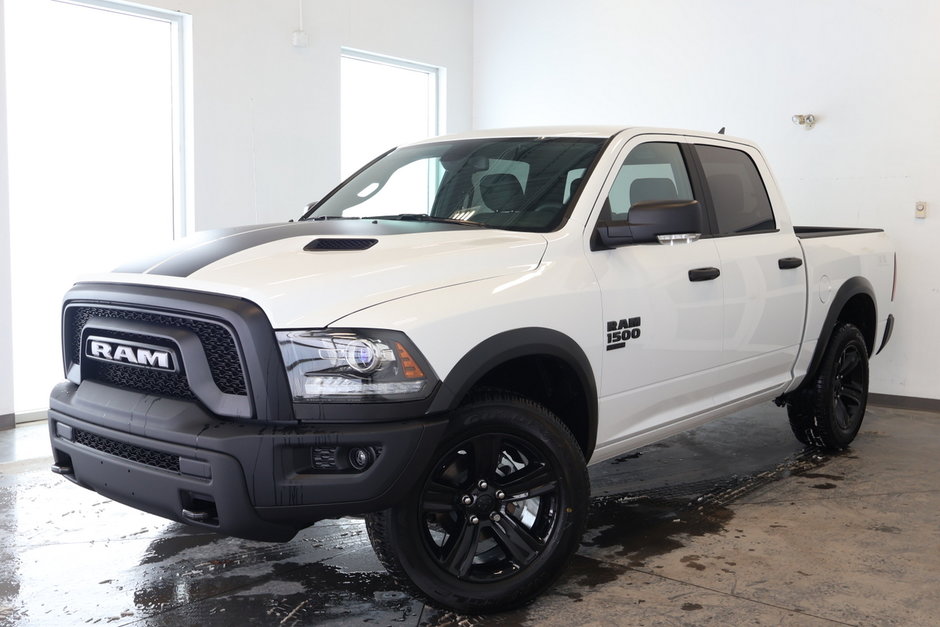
[478,480,488,490]
[490,512,501,522]
[495,490,505,500]
[469,515,480,525]
[461,495,473,506]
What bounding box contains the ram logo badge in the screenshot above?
[84,337,177,371]
[606,317,641,351]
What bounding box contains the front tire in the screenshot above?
[787,323,869,449]
[365,392,589,613]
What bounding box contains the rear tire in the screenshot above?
[787,323,869,450]
[365,392,589,613]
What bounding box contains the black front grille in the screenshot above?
[67,306,247,398]
[81,328,196,401]
[87,361,196,401]
[74,428,180,473]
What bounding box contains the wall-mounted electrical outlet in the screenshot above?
[915,201,928,219]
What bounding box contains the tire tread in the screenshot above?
[787,323,869,450]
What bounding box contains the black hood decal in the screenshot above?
[115,220,467,277]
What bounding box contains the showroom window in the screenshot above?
[340,50,443,179]
[5,0,192,418]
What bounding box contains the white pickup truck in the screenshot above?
[48,127,895,612]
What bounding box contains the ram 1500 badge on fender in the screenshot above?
[49,127,896,613]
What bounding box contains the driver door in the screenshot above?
[587,138,725,455]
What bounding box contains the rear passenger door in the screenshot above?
[692,141,807,402]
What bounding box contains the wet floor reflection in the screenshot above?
[126,519,420,625]
[0,404,839,626]
[0,462,22,626]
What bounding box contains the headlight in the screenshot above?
[276,329,435,401]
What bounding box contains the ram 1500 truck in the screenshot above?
[48,127,895,612]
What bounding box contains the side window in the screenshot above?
[696,144,775,234]
[605,143,693,222]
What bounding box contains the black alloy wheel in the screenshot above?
[419,431,558,582]
[365,392,589,613]
[787,323,869,449]
[830,340,867,433]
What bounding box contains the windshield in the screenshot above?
[302,137,605,232]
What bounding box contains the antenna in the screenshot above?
[718,127,726,135]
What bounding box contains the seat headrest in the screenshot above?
[629,178,678,205]
[567,176,583,202]
[480,174,524,212]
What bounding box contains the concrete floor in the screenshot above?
[1,403,938,626]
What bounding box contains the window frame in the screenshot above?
[340,48,444,182]
[61,0,194,238]
[341,48,444,137]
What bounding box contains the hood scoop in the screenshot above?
[304,238,378,251]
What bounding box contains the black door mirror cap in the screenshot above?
[593,200,705,250]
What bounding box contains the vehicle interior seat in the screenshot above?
[479,174,525,213]
[629,177,679,205]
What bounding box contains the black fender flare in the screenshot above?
[800,276,876,390]
[427,327,598,454]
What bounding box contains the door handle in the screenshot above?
[778,257,804,270]
[688,267,721,282]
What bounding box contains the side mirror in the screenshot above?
[593,199,705,250]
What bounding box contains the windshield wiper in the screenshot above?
[305,215,362,222]
[372,214,491,228]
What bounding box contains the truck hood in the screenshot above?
[94,220,548,328]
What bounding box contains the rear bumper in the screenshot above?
[48,381,448,541]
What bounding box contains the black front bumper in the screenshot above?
[49,381,448,541]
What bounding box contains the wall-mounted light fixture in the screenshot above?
[292,0,308,47]
[791,114,816,130]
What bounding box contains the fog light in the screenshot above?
[349,447,375,471]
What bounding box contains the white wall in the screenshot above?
[474,0,940,400]
[0,0,14,425]
[142,0,474,229]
